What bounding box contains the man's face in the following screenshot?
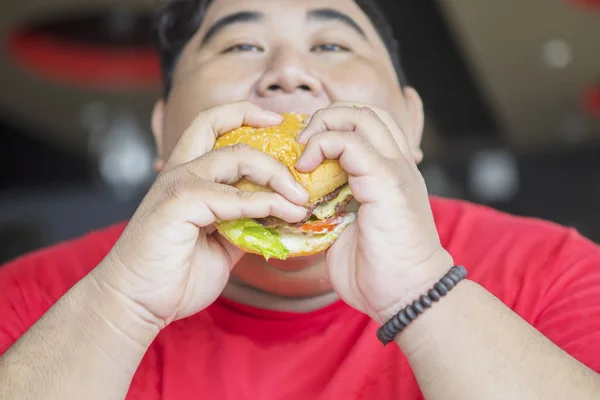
[154,0,424,298]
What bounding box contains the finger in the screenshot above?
[212,231,245,268]
[158,169,309,226]
[329,101,407,145]
[295,131,409,205]
[195,185,309,226]
[295,130,384,178]
[210,189,308,223]
[188,144,309,205]
[298,105,407,159]
[164,101,283,170]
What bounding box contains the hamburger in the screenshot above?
[214,113,356,260]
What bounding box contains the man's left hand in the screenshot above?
[296,102,454,323]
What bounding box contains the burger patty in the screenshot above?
[311,184,346,207]
[255,215,306,229]
[255,184,349,228]
[333,195,353,216]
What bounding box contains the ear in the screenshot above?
[403,87,425,164]
[151,100,166,172]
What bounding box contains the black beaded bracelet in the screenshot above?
[376,265,467,346]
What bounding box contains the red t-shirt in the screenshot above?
[1,197,600,399]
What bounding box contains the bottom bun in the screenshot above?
[216,213,356,260]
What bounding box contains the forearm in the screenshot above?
[396,280,600,400]
[0,265,160,400]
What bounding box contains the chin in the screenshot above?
[265,254,326,272]
[232,253,333,298]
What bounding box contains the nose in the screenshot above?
[256,47,323,97]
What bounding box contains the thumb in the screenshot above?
[213,232,246,269]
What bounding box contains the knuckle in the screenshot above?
[204,181,232,195]
[229,143,252,153]
[155,168,181,193]
[357,106,379,120]
[154,169,173,188]
[263,161,287,178]
[163,171,189,200]
[191,152,220,179]
[312,108,327,120]
[158,164,208,201]
[339,130,362,146]
[340,130,356,140]
[194,106,214,122]
[215,143,251,156]
[236,190,255,202]
[304,130,324,146]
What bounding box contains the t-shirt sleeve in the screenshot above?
[532,230,600,372]
[0,224,126,357]
[0,260,38,356]
[0,253,79,356]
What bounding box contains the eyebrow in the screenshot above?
[199,8,367,48]
[306,8,367,40]
[200,11,264,47]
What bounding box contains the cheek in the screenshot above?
[322,59,399,110]
[321,59,410,143]
[188,62,260,105]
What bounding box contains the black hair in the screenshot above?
[152,0,407,97]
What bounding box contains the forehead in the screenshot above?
[199,0,379,37]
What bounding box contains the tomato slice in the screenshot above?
[299,216,344,233]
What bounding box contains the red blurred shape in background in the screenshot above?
[584,84,600,118]
[7,29,161,91]
[568,0,600,11]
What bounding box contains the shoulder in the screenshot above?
[432,197,600,372]
[0,222,127,319]
[430,196,600,309]
[431,196,598,264]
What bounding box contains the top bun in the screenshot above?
[213,113,347,204]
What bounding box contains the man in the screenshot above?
[1,0,600,398]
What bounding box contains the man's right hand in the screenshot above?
[91,102,309,327]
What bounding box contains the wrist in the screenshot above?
[82,262,164,348]
[375,248,454,324]
[393,279,476,356]
[94,251,170,328]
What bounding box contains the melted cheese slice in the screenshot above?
[312,184,352,220]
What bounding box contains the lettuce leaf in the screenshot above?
[216,218,289,260]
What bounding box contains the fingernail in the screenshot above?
[294,182,309,199]
[264,111,284,122]
[296,205,310,216]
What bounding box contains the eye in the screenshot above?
[223,43,264,53]
[311,43,350,53]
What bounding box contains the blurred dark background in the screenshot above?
[1,0,599,264]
